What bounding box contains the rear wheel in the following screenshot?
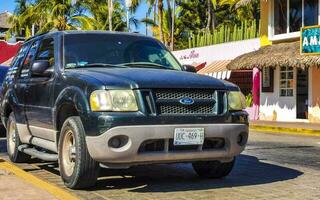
[58,116,100,189]
[192,158,235,179]
[6,113,31,163]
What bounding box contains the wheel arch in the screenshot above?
[53,86,91,143]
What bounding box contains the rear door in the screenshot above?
[24,37,56,141]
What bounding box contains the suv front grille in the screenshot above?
[155,89,215,100]
[158,104,214,115]
[153,89,224,115]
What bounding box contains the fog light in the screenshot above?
[108,135,129,149]
[110,137,121,148]
[237,132,248,146]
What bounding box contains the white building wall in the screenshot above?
[259,66,298,121]
[172,39,261,65]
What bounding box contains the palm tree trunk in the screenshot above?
[206,0,212,31]
[212,10,216,31]
[170,0,175,50]
[108,0,113,31]
[158,0,164,43]
[166,0,172,47]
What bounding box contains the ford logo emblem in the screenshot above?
[179,97,194,105]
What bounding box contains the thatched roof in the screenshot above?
[0,12,12,29]
[227,41,320,70]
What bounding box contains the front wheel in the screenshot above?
[58,116,100,189]
[192,158,235,179]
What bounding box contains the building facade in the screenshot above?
[259,0,320,123]
[226,0,320,123]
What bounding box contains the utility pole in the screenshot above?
[145,12,148,36]
[125,0,132,32]
[170,0,175,50]
[108,0,113,31]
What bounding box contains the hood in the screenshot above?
[69,68,229,90]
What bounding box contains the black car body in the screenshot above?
[1,31,248,189]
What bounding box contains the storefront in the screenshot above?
[228,41,320,122]
[227,0,320,123]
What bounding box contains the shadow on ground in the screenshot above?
[0,137,303,193]
[35,154,303,193]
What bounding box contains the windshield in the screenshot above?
[63,33,182,70]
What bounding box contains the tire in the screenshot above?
[6,113,31,163]
[192,158,235,179]
[58,116,100,189]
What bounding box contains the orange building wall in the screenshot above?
[309,67,320,123]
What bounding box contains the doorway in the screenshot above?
[296,68,309,119]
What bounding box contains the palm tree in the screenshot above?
[76,0,127,31]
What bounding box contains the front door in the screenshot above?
[296,68,309,119]
[24,37,56,141]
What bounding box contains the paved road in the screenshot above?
[1,131,320,200]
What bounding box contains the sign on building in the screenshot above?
[301,25,320,55]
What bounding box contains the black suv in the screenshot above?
[1,31,248,189]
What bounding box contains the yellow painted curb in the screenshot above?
[250,125,320,137]
[0,159,79,200]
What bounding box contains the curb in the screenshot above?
[0,159,79,200]
[250,125,320,137]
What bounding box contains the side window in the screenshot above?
[35,38,54,66]
[5,44,31,84]
[19,41,40,79]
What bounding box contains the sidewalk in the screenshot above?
[0,168,57,200]
[0,159,78,200]
[250,120,320,136]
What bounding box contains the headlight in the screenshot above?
[90,90,138,112]
[228,91,246,111]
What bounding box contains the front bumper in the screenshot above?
[86,123,248,167]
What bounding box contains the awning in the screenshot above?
[227,41,320,70]
[198,60,232,80]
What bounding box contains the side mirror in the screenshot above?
[183,65,197,73]
[31,60,52,77]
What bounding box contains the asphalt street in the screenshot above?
[0,131,320,200]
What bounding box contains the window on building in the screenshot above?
[280,66,294,97]
[274,0,319,35]
[304,0,319,26]
[274,0,288,35]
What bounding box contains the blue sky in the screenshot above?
[0,0,149,35]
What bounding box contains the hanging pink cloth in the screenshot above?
[252,67,260,120]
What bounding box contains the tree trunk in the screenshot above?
[212,10,216,31]
[158,0,164,43]
[171,0,175,50]
[206,0,212,31]
[166,0,172,48]
[108,0,113,31]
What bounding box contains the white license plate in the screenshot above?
[174,128,204,146]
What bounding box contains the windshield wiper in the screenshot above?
[120,62,176,70]
[65,63,128,69]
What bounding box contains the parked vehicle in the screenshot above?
[0,66,8,136]
[0,31,248,189]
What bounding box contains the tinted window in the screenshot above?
[19,40,40,79]
[35,38,54,66]
[5,44,31,84]
[63,34,181,70]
